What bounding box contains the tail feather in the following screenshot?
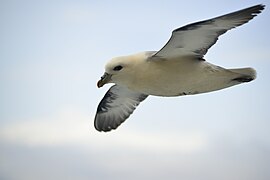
[228,67,257,82]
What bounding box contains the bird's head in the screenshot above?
[97,56,134,88]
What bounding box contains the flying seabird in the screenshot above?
[94,4,265,132]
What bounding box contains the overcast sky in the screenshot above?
[1,0,270,180]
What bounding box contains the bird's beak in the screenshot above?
[97,72,112,88]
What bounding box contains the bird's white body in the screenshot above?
[110,52,256,97]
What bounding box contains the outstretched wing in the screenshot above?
[151,4,264,60]
[94,85,148,132]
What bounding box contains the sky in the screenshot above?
[0,0,270,179]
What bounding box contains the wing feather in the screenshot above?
[150,4,265,60]
[94,85,148,132]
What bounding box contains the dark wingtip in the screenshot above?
[253,4,265,13]
[94,121,117,132]
[94,114,115,132]
[258,4,265,10]
[246,4,265,15]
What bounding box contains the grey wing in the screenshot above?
[94,85,148,132]
[150,4,264,60]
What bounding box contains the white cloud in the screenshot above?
[0,107,89,146]
[0,106,207,153]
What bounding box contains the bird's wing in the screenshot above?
[150,4,264,60]
[94,85,148,132]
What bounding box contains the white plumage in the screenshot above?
[94,4,264,132]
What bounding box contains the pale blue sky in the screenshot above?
[1,0,270,180]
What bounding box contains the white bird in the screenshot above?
[94,4,265,132]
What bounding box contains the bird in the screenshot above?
[94,4,265,132]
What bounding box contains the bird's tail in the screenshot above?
[228,67,257,82]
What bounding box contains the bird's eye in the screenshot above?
[113,65,123,71]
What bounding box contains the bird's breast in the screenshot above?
[127,60,201,96]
